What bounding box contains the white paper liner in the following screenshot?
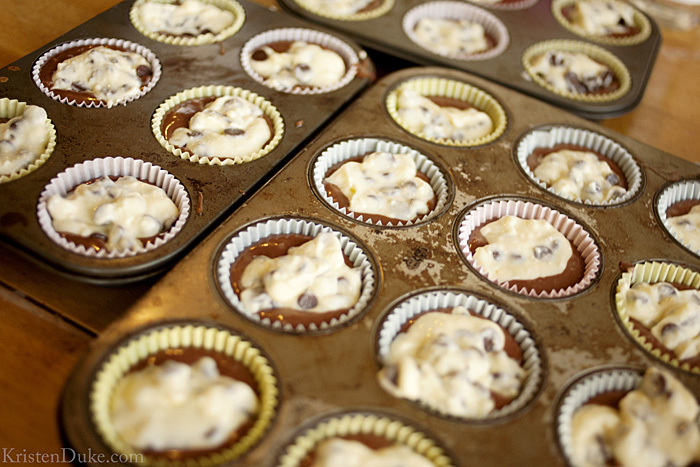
[457,198,601,298]
[0,99,56,184]
[402,2,510,61]
[656,180,700,258]
[151,85,284,165]
[376,290,543,420]
[216,217,377,333]
[615,261,700,374]
[293,0,395,21]
[240,28,360,95]
[36,157,190,258]
[551,0,652,46]
[90,322,279,466]
[277,411,455,467]
[129,0,246,46]
[311,138,450,227]
[522,40,631,103]
[466,0,539,11]
[515,126,643,206]
[556,367,643,466]
[32,38,162,108]
[385,77,507,147]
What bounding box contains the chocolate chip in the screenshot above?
[606,173,620,185]
[224,128,245,137]
[136,65,153,77]
[627,291,649,304]
[677,421,690,436]
[534,245,553,259]
[661,323,679,335]
[296,63,311,72]
[251,49,268,61]
[657,283,677,298]
[188,130,203,137]
[297,292,318,309]
[204,427,218,439]
[492,250,502,261]
[483,337,494,352]
[565,72,588,94]
[72,83,87,92]
[648,372,670,398]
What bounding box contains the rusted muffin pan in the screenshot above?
[277,0,661,120]
[0,0,374,282]
[61,66,700,465]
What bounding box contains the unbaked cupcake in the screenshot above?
[557,366,700,467]
[552,0,652,46]
[216,217,377,333]
[522,40,630,103]
[90,322,279,466]
[311,138,450,227]
[376,289,543,420]
[129,0,245,46]
[656,179,700,258]
[385,77,507,147]
[0,99,56,184]
[36,157,190,258]
[292,0,394,21]
[615,260,700,374]
[151,85,284,165]
[276,411,455,467]
[402,2,509,61]
[32,38,161,108]
[457,197,601,298]
[515,126,643,206]
[240,28,360,94]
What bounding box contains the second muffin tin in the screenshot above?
[61,66,700,465]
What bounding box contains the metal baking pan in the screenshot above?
[61,67,700,465]
[0,0,374,283]
[277,0,661,120]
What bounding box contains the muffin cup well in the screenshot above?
[32,38,162,108]
[216,217,377,333]
[129,0,246,46]
[376,289,543,420]
[311,137,451,227]
[385,76,507,147]
[240,28,360,95]
[615,260,700,374]
[276,411,455,467]
[457,198,601,298]
[656,179,700,258]
[0,99,56,184]
[514,125,643,206]
[36,157,190,258]
[522,40,631,103]
[402,2,510,61]
[151,85,284,165]
[552,0,652,46]
[90,322,279,467]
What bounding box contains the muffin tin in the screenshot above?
[0,0,373,282]
[277,0,661,119]
[61,67,700,465]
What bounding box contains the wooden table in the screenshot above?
[0,0,698,461]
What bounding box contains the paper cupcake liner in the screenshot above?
[240,28,360,95]
[216,217,377,333]
[514,126,643,206]
[556,366,643,466]
[402,2,510,61]
[293,0,395,21]
[151,85,284,165]
[276,411,455,467]
[36,157,190,258]
[465,0,540,11]
[90,322,279,466]
[32,38,161,108]
[129,0,246,46]
[311,138,451,227]
[457,197,601,298]
[0,99,56,184]
[615,260,700,374]
[376,289,544,420]
[522,40,631,103]
[552,0,652,46]
[656,179,700,258]
[385,77,507,147]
